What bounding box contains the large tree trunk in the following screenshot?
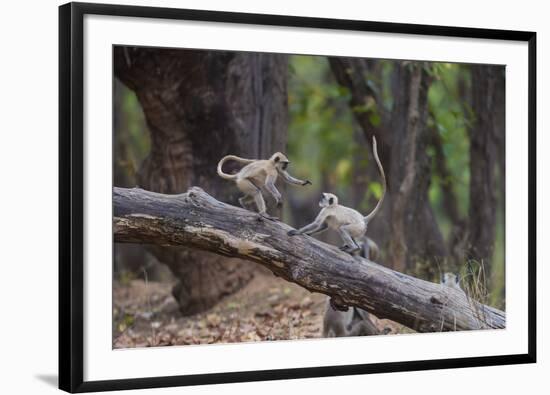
[113,186,505,332]
[430,124,468,269]
[387,62,447,272]
[329,58,447,272]
[466,65,505,274]
[114,47,288,315]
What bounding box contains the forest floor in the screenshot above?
[113,268,407,349]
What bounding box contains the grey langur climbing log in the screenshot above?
[288,136,386,253]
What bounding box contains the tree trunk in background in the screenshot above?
[388,62,447,272]
[466,65,504,274]
[430,124,468,269]
[328,57,393,259]
[329,58,447,272]
[114,47,288,315]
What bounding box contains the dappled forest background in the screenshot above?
[113,47,505,348]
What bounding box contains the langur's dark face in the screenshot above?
[281,161,289,170]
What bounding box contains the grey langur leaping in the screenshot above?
[217,152,311,220]
[287,136,386,253]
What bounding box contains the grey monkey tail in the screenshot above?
[364,136,387,224]
[216,155,255,180]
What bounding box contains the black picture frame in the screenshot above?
[59,2,537,392]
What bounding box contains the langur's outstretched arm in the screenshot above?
[288,221,322,236]
[303,222,328,236]
[278,169,311,186]
[287,213,326,236]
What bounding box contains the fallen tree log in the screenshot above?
[113,186,505,332]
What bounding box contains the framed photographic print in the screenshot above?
[59,2,536,392]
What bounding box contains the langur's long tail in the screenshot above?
[216,155,255,180]
[364,136,387,224]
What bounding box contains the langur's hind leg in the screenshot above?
[237,179,277,221]
[337,226,361,254]
[255,193,279,221]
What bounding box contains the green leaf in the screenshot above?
[368,112,381,127]
[368,181,382,199]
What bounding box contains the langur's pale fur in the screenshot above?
[217,152,311,220]
[441,272,464,292]
[288,136,386,253]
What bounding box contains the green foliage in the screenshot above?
[368,181,383,200]
[287,55,357,198]
[122,89,150,161]
[287,58,476,223]
[114,83,150,186]
[427,64,471,235]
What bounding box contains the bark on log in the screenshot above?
[113,186,505,333]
